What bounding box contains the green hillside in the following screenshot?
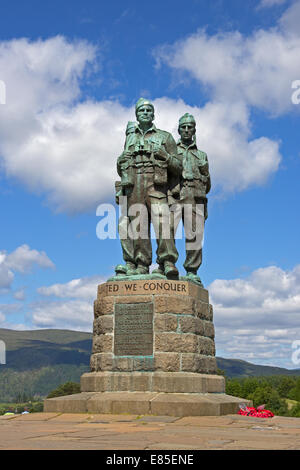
[0,328,92,370]
[0,328,92,350]
[0,328,92,401]
[1,328,300,377]
[216,357,300,378]
[0,328,300,401]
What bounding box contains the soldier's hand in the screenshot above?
[153,146,169,161]
[118,151,132,165]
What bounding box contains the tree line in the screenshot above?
[225,375,300,417]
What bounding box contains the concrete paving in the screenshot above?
[0,412,300,450]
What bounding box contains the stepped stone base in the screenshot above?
[80,372,225,393]
[44,280,251,417]
[43,391,251,417]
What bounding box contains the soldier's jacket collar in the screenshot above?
[136,123,157,135]
[177,139,198,150]
[177,139,197,151]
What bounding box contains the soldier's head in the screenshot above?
[178,113,196,145]
[135,98,155,129]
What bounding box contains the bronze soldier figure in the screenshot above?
[115,98,182,279]
[176,113,211,285]
[115,121,137,276]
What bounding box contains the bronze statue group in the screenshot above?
[114,98,211,286]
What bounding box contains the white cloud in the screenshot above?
[0,263,14,291]
[37,275,104,299]
[0,245,54,292]
[0,35,283,213]
[265,329,289,338]
[279,0,300,35]
[13,289,26,301]
[209,264,300,368]
[5,244,55,273]
[0,303,24,328]
[154,21,300,115]
[30,299,93,331]
[258,0,288,9]
[0,36,101,213]
[31,274,106,331]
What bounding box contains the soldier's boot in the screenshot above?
[115,264,127,276]
[164,261,179,280]
[186,271,203,286]
[135,264,149,275]
[115,262,136,276]
[152,264,164,275]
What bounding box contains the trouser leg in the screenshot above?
[151,199,179,267]
[118,215,135,265]
[182,200,205,274]
[127,201,152,269]
[133,222,152,268]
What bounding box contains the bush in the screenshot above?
[249,386,288,415]
[241,378,263,397]
[289,403,300,418]
[0,401,44,415]
[277,377,296,398]
[288,378,300,402]
[47,381,81,398]
[29,402,44,413]
[226,379,243,398]
[0,405,10,416]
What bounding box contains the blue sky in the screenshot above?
[0,0,300,368]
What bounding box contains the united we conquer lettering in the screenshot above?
[104,280,187,295]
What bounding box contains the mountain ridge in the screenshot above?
[1,328,299,378]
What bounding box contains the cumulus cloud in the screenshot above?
[0,36,101,213]
[31,274,106,331]
[37,274,104,299]
[0,245,54,292]
[154,19,300,115]
[13,289,26,301]
[279,0,300,35]
[30,299,93,331]
[4,244,55,273]
[0,263,14,291]
[0,303,24,329]
[0,33,284,212]
[209,264,300,367]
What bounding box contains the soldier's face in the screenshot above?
[179,122,195,142]
[136,105,154,126]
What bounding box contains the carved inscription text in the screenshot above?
[114,302,153,356]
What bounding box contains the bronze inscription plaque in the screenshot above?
[114,302,153,356]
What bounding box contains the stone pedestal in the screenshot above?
[44,279,251,416]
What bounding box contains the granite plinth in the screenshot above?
[44,280,250,416]
[80,372,225,393]
[44,392,251,417]
[91,279,217,375]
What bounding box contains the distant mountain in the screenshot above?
[0,328,93,401]
[0,328,92,370]
[0,327,299,378]
[216,357,300,378]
